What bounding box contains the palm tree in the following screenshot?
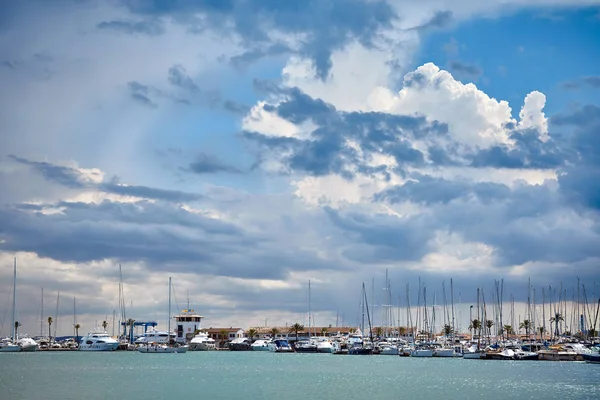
[219,329,228,348]
[74,323,81,340]
[126,318,135,343]
[349,327,357,334]
[469,319,481,337]
[47,316,53,342]
[270,327,279,338]
[550,313,564,338]
[503,325,513,336]
[289,323,304,342]
[485,320,494,337]
[102,320,108,331]
[519,319,531,339]
[398,326,407,336]
[14,321,21,339]
[320,327,328,337]
[538,326,545,339]
[246,328,257,342]
[442,324,453,336]
[374,326,383,338]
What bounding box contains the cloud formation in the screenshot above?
[1,0,599,336]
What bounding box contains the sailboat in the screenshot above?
[348,283,373,355]
[1,258,36,352]
[138,277,188,354]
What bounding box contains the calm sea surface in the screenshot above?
[1,352,599,400]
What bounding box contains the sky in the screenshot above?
[1,0,599,338]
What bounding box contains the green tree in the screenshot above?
[469,319,481,336]
[519,320,531,339]
[503,325,513,336]
[289,323,304,342]
[102,320,108,331]
[485,320,494,337]
[74,323,81,340]
[538,326,545,339]
[320,327,329,337]
[270,327,279,338]
[219,329,229,347]
[550,313,564,338]
[442,324,453,336]
[246,328,257,341]
[374,326,384,338]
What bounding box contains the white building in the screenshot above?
[173,309,204,344]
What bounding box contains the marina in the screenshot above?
[1,351,599,400]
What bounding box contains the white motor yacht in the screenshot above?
[79,332,119,351]
[134,330,175,345]
[250,339,271,351]
[268,339,294,353]
[189,332,216,351]
[16,337,39,352]
[316,339,335,353]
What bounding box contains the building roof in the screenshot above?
[202,327,244,334]
[247,326,359,335]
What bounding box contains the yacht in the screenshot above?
[16,337,39,352]
[79,332,119,351]
[316,339,335,353]
[134,330,175,345]
[268,339,294,352]
[188,332,216,351]
[250,339,271,351]
[294,339,318,353]
[137,343,188,353]
[0,338,20,352]
[229,337,252,351]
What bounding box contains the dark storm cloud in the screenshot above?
[167,65,200,92]
[8,154,88,188]
[97,19,165,35]
[229,43,290,69]
[244,88,446,177]
[553,105,600,210]
[7,155,204,203]
[448,60,482,79]
[561,76,600,90]
[0,199,344,281]
[119,0,397,79]
[325,207,433,263]
[128,81,158,107]
[186,153,242,174]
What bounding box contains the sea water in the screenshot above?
[1,352,599,399]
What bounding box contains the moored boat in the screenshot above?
[79,331,119,351]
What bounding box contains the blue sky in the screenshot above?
[0,0,599,336]
[415,7,600,116]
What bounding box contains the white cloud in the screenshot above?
[518,91,549,140]
[384,63,514,148]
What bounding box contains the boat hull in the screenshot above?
[79,343,119,351]
[411,349,434,357]
[434,349,455,357]
[0,345,21,352]
[137,345,188,353]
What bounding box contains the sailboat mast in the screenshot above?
[168,277,172,346]
[308,279,311,337]
[40,287,44,337]
[73,296,76,338]
[12,257,17,340]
